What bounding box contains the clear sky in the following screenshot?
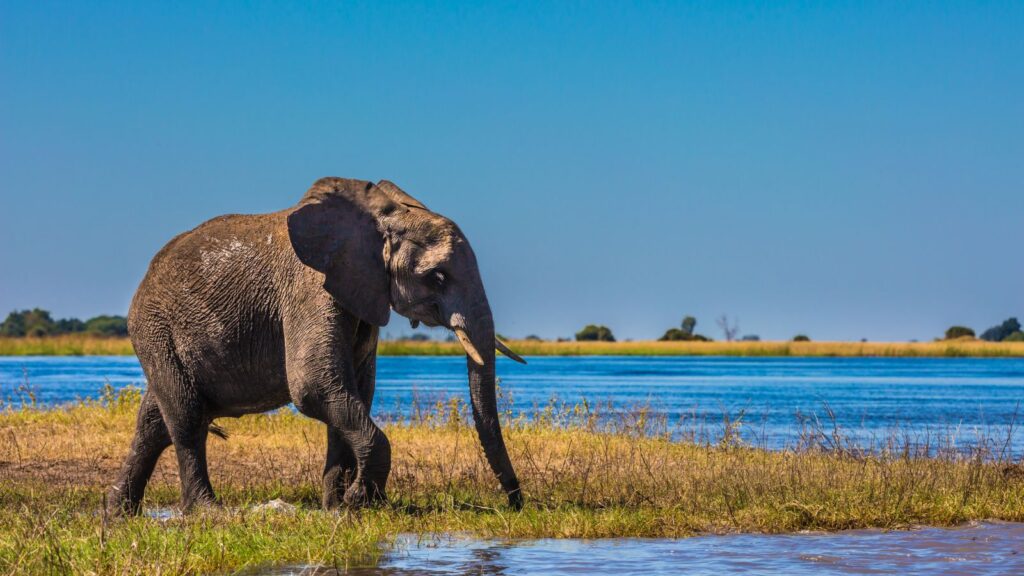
[1,1,1021,342]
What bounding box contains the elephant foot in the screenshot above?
[323,467,357,509]
[341,478,387,509]
[107,486,142,518]
[180,491,219,514]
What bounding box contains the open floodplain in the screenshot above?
[2,355,1024,574]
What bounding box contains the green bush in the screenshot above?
[792,334,811,342]
[84,315,129,337]
[1005,331,1024,342]
[659,315,711,341]
[659,328,684,341]
[980,318,1021,342]
[575,324,615,342]
[944,326,975,340]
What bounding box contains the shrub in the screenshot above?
[575,324,615,342]
[740,335,760,342]
[84,315,129,337]
[980,318,1021,342]
[792,334,811,342]
[659,316,710,341]
[1005,332,1024,342]
[659,328,687,341]
[944,326,975,340]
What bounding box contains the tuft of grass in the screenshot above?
[2,389,1024,573]
[2,336,1023,357]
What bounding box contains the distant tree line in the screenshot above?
[12,306,1017,344]
[0,308,128,337]
[943,318,1022,342]
[388,313,1024,343]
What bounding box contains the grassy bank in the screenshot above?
[0,334,136,356]
[2,335,1023,357]
[1,392,1023,574]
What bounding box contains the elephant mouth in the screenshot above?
[397,297,445,329]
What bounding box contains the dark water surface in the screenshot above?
[257,522,1024,575]
[2,355,1023,451]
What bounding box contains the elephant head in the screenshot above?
[287,177,524,508]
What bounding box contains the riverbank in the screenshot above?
[2,335,1022,357]
[1,391,1022,574]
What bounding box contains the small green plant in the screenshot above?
[792,334,811,342]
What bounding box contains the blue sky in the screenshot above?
[1,1,1021,341]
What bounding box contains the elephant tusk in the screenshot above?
[495,337,527,364]
[453,327,485,365]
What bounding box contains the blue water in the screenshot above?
[259,522,1024,575]
[2,356,1023,452]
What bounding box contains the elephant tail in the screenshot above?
[209,423,229,440]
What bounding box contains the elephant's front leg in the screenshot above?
[322,323,384,507]
[305,384,390,508]
[289,317,388,509]
[323,427,356,508]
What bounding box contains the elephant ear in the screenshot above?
[287,192,391,327]
[376,180,429,211]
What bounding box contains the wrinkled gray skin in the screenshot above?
[109,178,522,515]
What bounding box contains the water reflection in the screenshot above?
[255,522,1024,575]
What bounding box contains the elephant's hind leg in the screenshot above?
[160,398,217,511]
[109,390,172,516]
[142,351,218,511]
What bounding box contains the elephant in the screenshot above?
[109,177,526,515]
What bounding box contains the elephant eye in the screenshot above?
[432,270,447,288]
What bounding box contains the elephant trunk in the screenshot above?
[465,307,522,509]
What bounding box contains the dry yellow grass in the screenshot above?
[476,339,1024,357]
[2,336,1022,357]
[0,334,135,356]
[1,392,1023,573]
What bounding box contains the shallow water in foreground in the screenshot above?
[256,522,1024,575]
